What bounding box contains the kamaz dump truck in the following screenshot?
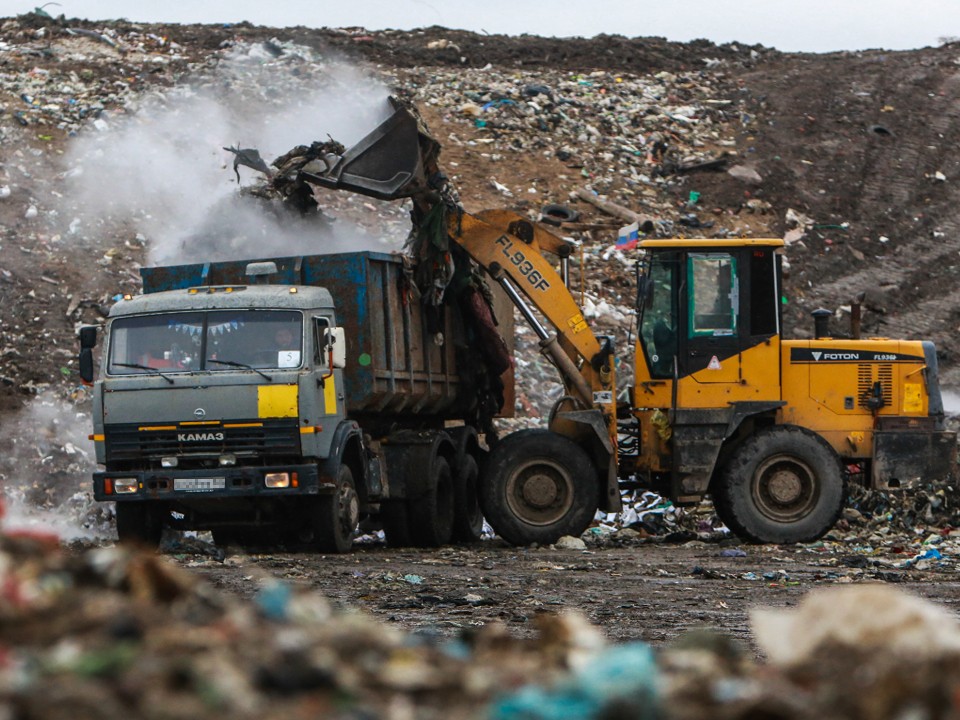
[80,252,514,551]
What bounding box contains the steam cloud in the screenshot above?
[0,393,109,540]
[63,41,411,265]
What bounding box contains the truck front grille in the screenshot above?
[104,419,300,461]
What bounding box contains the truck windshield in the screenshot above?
[108,310,303,375]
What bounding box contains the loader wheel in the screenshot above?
[452,454,484,543]
[714,426,845,544]
[409,456,455,547]
[115,502,163,548]
[480,429,599,546]
[314,464,360,553]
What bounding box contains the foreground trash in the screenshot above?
[5,492,960,720]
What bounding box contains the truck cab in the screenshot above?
[85,278,363,551]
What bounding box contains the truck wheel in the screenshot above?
[453,454,484,543]
[409,456,455,547]
[115,502,163,548]
[315,464,360,553]
[480,429,599,546]
[714,426,845,544]
[381,500,412,547]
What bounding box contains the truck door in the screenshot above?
[680,253,740,384]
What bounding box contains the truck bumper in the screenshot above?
[872,429,957,489]
[94,464,329,502]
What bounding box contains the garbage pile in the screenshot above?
[4,504,960,719]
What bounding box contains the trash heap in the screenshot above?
[5,505,960,719]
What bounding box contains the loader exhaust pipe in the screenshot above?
[812,308,832,339]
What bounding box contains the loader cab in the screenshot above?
[636,239,784,408]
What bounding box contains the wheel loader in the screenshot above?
[288,98,958,544]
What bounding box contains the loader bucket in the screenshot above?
[299,97,440,201]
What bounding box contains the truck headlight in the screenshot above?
[161,457,178,468]
[113,478,139,494]
[264,472,290,488]
[219,454,237,467]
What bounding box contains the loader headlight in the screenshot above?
[113,477,139,494]
[264,472,290,488]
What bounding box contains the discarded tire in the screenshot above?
[714,425,845,544]
[539,204,579,226]
[480,429,598,546]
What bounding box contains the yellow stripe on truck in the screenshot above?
[323,376,337,415]
[258,384,298,418]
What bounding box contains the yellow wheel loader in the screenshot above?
[300,97,957,545]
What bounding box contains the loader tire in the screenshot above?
[115,501,163,548]
[480,429,598,546]
[409,456,455,547]
[714,426,845,544]
[314,464,360,553]
[452,454,484,543]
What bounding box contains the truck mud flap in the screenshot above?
[872,430,957,489]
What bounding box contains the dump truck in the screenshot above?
[81,98,957,547]
[80,252,514,550]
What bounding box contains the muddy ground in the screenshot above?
[3,11,960,664]
[173,539,960,652]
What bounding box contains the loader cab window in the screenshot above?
[688,254,737,338]
[750,249,779,337]
[638,254,678,378]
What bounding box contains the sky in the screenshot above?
[6,0,960,53]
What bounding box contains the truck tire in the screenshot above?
[452,454,485,543]
[381,500,412,547]
[480,429,599,546]
[714,426,845,544]
[409,456,455,547]
[314,464,360,553]
[115,502,163,548]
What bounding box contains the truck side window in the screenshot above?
[639,255,678,379]
[688,254,737,337]
[314,317,331,366]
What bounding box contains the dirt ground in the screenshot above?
[163,536,960,655]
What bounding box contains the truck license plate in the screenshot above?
[174,477,226,492]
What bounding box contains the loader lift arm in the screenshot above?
[300,98,616,422]
[299,97,622,531]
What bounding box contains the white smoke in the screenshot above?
[0,391,110,540]
[62,40,410,266]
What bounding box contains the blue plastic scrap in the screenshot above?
[255,581,292,621]
[489,642,658,720]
